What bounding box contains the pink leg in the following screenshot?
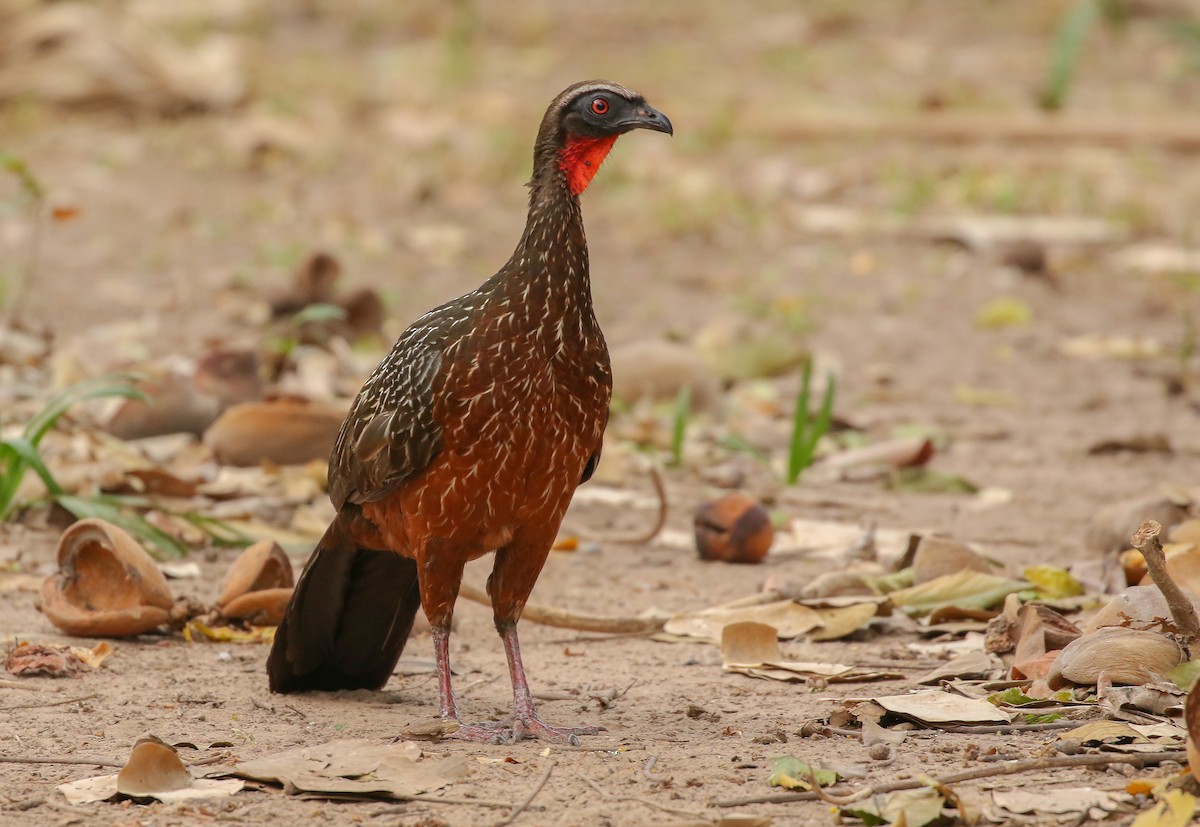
[433,625,507,743]
[499,622,604,746]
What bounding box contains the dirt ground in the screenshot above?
[4,2,1200,825]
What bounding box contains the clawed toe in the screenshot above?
[443,715,603,745]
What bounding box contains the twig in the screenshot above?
[493,760,555,827]
[0,754,123,768]
[458,582,666,634]
[0,679,59,691]
[582,774,709,819]
[1131,520,1200,647]
[576,465,668,545]
[1,693,98,711]
[404,794,514,809]
[714,750,1188,807]
[935,721,1080,734]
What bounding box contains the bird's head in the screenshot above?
[535,80,673,197]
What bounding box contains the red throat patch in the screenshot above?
[558,134,619,196]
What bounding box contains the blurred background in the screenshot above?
[3,0,1200,559]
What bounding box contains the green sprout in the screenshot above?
[1,374,248,558]
[785,361,836,484]
[669,386,691,468]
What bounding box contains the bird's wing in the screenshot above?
[329,303,473,508]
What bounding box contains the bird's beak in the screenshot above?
[619,103,673,136]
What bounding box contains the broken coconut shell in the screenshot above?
[204,398,345,466]
[215,540,294,626]
[40,518,175,637]
[1047,627,1183,688]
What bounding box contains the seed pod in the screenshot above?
[1048,626,1183,688]
[694,492,774,564]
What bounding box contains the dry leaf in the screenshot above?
[58,736,243,804]
[233,739,469,800]
[888,570,1028,616]
[916,650,1001,685]
[808,602,879,641]
[184,621,275,645]
[911,536,993,585]
[1187,677,1200,784]
[990,787,1121,818]
[1130,790,1198,827]
[872,690,1012,726]
[665,600,822,642]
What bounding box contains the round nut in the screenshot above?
[694,492,774,564]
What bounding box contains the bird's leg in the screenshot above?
[486,540,606,745]
[417,548,506,742]
[498,620,604,746]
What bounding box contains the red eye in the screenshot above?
[590,97,609,116]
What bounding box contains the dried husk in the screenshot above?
[204,398,346,466]
[215,540,293,608]
[1048,627,1183,688]
[218,587,293,626]
[1084,584,1200,633]
[911,536,993,585]
[39,518,175,637]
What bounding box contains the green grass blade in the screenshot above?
[1040,0,1099,110]
[177,512,254,547]
[0,442,27,519]
[669,386,692,468]
[23,373,146,447]
[2,436,63,497]
[786,361,814,484]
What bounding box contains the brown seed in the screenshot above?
[694,492,774,564]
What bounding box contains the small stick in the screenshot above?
[1131,520,1200,646]
[714,750,1188,807]
[0,679,59,692]
[404,794,515,809]
[578,465,668,545]
[1,693,98,711]
[0,754,124,768]
[458,583,666,635]
[493,760,555,827]
[582,774,709,819]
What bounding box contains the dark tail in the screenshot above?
[267,510,421,693]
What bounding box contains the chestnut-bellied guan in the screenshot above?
[266,80,672,744]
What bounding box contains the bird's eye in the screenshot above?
[590,97,609,116]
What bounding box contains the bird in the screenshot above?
[266,80,672,745]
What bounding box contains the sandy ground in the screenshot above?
[3,2,1200,825]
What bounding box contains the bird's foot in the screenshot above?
[444,714,604,746]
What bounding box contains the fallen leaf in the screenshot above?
[184,621,275,645]
[1060,721,1148,746]
[916,650,1001,685]
[888,570,1029,616]
[665,600,822,642]
[808,602,880,641]
[5,641,109,677]
[1130,790,1198,827]
[844,787,945,827]
[991,786,1121,817]
[58,736,243,804]
[1173,660,1200,691]
[233,739,468,800]
[872,690,1012,726]
[975,296,1032,329]
[1023,565,1084,598]
[768,756,836,791]
[721,627,898,683]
